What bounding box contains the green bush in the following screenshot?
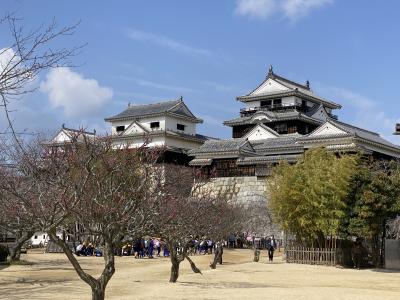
[0,244,9,262]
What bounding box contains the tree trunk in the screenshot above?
[91,283,105,300]
[9,231,33,262]
[186,255,202,274]
[253,247,260,262]
[380,221,386,268]
[210,243,223,269]
[169,257,180,283]
[48,228,114,300]
[168,241,185,283]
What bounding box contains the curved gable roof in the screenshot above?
[105,99,203,123]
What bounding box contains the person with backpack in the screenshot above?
[268,235,276,262]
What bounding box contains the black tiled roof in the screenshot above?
[188,138,249,154]
[223,110,323,126]
[105,99,200,122]
[329,120,399,149]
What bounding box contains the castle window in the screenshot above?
[261,100,272,107]
[150,122,160,129]
[273,99,282,106]
[177,123,185,131]
[275,123,287,133]
[116,125,125,132]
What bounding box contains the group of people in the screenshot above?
[118,238,217,258]
[74,235,278,261]
[75,242,102,257]
[119,238,167,258]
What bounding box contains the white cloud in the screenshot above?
[0,48,19,73]
[282,0,333,20]
[317,85,399,144]
[126,29,211,57]
[235,0,333,21]
[0,48,36,93]
[40,68,113,118]
[235,0,277,19]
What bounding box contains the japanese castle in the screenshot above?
[104,97,211,163]
[188,66,400,177]
[52,66,400,174]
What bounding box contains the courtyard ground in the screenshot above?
[0,248,399,300]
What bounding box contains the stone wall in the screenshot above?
[199,176,268,204]
[196,176,282,238]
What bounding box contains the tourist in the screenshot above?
[133,239,141,259]
[207,240,213,254]
[81,242,88,256]
[154,238,161,256]
[148,239,154,258]
[95,246,102,257]
[268,235,276,262]
[139,239,145,258]
[86,243,94,256]
[200,240,207,254]
[75,242,84,256]
[145,238,151,257]
[163,241,170,257]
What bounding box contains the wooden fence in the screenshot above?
[285,246,337,266]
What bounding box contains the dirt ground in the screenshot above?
[0,248,400,300]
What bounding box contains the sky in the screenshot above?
[1,0,400,143]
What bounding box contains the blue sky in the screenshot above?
[1,0,400,142]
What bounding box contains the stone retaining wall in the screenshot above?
[199,176,268,204]
[196,176,282,238]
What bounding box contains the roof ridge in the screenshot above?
[272,73,310,90]
[330,119,380,136]
[127,99,179,109]
[62,126,95,135]
[166,99,183,112]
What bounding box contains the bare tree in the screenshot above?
[1,132,162,300]
[0,136,68,261]
[0,12,81,139]
[0,13,82,254]
[43,135,162,300]
[238,201,275,262]
[208,201,241,269]
[153,165,238,282]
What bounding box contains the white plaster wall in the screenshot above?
[245,96,296,110]
[139,116,166,131]
[110,117,166,135]
[113,135,165,149]
[30,231,62,246]
[251,78,288,95]
[282,96,296,106]
[54,131,70,142]
[110,120,131,135]
[245,100,261,110]
[165,116,196,135]
[311,107,328,121]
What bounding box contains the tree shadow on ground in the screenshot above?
[0,262,10,270]
[0,278,77,299]
[178,281,271,289]
[370,268,400,273]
